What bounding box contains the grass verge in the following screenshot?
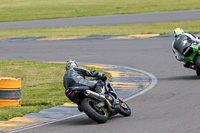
[0,0,199,22]
[0,20,200,39]
[0,60,111,121]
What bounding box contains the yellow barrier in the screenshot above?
[0,77,21,107]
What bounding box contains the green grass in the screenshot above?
[1,0,200,38]
[0,60,111,121]
[0,0,200,22]
[0,20,200,39]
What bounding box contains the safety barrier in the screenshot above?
[0,77,21,107]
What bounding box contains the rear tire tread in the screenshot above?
[81,98,108,123]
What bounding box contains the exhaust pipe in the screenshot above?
[84,90,106,100]
[84,90,115,111]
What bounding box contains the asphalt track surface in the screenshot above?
[1,10,200,133]
[0,10,200,29]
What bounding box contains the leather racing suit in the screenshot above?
[63,67,104,93]
[172,33,200,62]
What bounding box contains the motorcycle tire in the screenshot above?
[194,56,200,76]
[118,100,131,116]
[81,98,108,123]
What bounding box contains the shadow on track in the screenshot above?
[54,115,125,126]
[159,75,200,81]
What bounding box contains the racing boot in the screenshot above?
[183,61,191,68]
[94,80,105,94]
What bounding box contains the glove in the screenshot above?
[98,73,105,78]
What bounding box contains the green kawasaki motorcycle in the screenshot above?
[174,35,200,76]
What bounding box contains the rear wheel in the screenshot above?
[196,70,200,76]
[194,56,200,76]
[81,98,108,123]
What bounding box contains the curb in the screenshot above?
[0,34,163,43]
[0,63,157,133]
[1,34,200,43]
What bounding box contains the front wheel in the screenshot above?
[81,98,108,123]
[118,99,131,116]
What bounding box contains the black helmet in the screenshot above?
[173,35,192,54]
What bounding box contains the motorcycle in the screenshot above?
[173,35,200,76]
[65,76,131,123]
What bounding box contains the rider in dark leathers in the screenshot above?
[63,60,105,94]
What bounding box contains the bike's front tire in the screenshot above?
[118,99,131,116]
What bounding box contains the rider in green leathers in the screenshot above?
[172,28,200,68]
[172,28,200,74]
